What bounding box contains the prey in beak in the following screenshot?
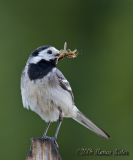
[57,42,78,61]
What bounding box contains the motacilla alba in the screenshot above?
[21,45,110,139]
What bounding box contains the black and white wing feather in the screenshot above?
[55,69,109,139]
[56,69,74,102]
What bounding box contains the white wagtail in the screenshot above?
[21,45,110,139]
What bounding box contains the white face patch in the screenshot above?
[39,47,59,61]
[29,47,59,64]
[29,55,43,64]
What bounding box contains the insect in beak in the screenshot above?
[58,42,78,61]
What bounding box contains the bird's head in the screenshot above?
[28,45,60,65]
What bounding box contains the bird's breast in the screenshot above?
[21,71,74,122]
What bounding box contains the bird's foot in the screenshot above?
[40,136,59,148]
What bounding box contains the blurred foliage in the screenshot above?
[0,0,133,159]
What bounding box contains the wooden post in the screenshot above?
[26,137,62,160]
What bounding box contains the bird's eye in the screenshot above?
[47,50,52,54]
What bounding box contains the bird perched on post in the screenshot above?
[21,43,110,139]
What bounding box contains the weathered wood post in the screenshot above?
[26,137,61,160]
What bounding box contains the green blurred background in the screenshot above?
[0,0,133,159]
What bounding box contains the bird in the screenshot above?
[21,45,110,139]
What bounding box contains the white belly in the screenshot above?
[21,73,75,122]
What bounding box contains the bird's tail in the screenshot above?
[72,110,110,139]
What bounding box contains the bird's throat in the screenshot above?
[28,59,55,80]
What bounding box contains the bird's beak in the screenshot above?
[56,51,66,61]
[55,51,63,61]
[54,52,61,65]
[55,53,60,57]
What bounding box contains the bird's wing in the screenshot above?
[55,69,74,102]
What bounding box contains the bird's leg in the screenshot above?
[54,109,63,139]
[43,121,51,137]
